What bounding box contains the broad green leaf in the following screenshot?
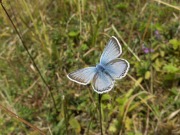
[163,64,179,73]
[151,53,159,60]
[68,31,79,37]
[169,39,180,50]
[115,3,129,9]
[81,43,89,51]
[160,50,165,57]
[102,93,111,101]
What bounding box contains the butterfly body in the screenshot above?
[67,36,130,94]
[96,64,105,72]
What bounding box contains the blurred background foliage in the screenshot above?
[0,0,179,135]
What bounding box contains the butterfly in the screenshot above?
[67,36,130,94]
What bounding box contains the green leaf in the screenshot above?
[115,3,129,10]
[68,31,79,37]
[155,59,162,68]
[102,93,111,101]
[69,117,81,134]
[145,71,151,79]
[151,53,159,60]
[108,119,118,133]
[160,50,165,57]
[169,39,180,50]
[81,43,89,51]
[163,64,179,73]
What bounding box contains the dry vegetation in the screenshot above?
[0,0,179,135]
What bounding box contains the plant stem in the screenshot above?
[112,25,141,62]
[0,104,45,135]
[63,95,68,135]
[98,94,103,135]
[0,1,58,114]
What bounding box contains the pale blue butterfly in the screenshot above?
[67,36,130,94]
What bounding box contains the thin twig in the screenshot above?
[98,94,103,135]
[63,96,68,135]
[0,1,58,114]
[0,104,45,135]
[144,108,149,135]
[153,0,180,11]
[112,25,141,62]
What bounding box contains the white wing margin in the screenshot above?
[100,36,122,65]
[67,67,97,85]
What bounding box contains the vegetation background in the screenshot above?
[0,0,179,135]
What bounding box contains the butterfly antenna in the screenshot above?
[0,1,58,114]
[98,94,103,135]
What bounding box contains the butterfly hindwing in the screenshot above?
[92,71,114,94]
[104,58,130,80]
[100,36,122,65]
[67,67,97,85]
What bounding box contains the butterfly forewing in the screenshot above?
[104,58,130,80]
[92,71,114,94]
[67,67,97,85]
[100,36,122,65]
